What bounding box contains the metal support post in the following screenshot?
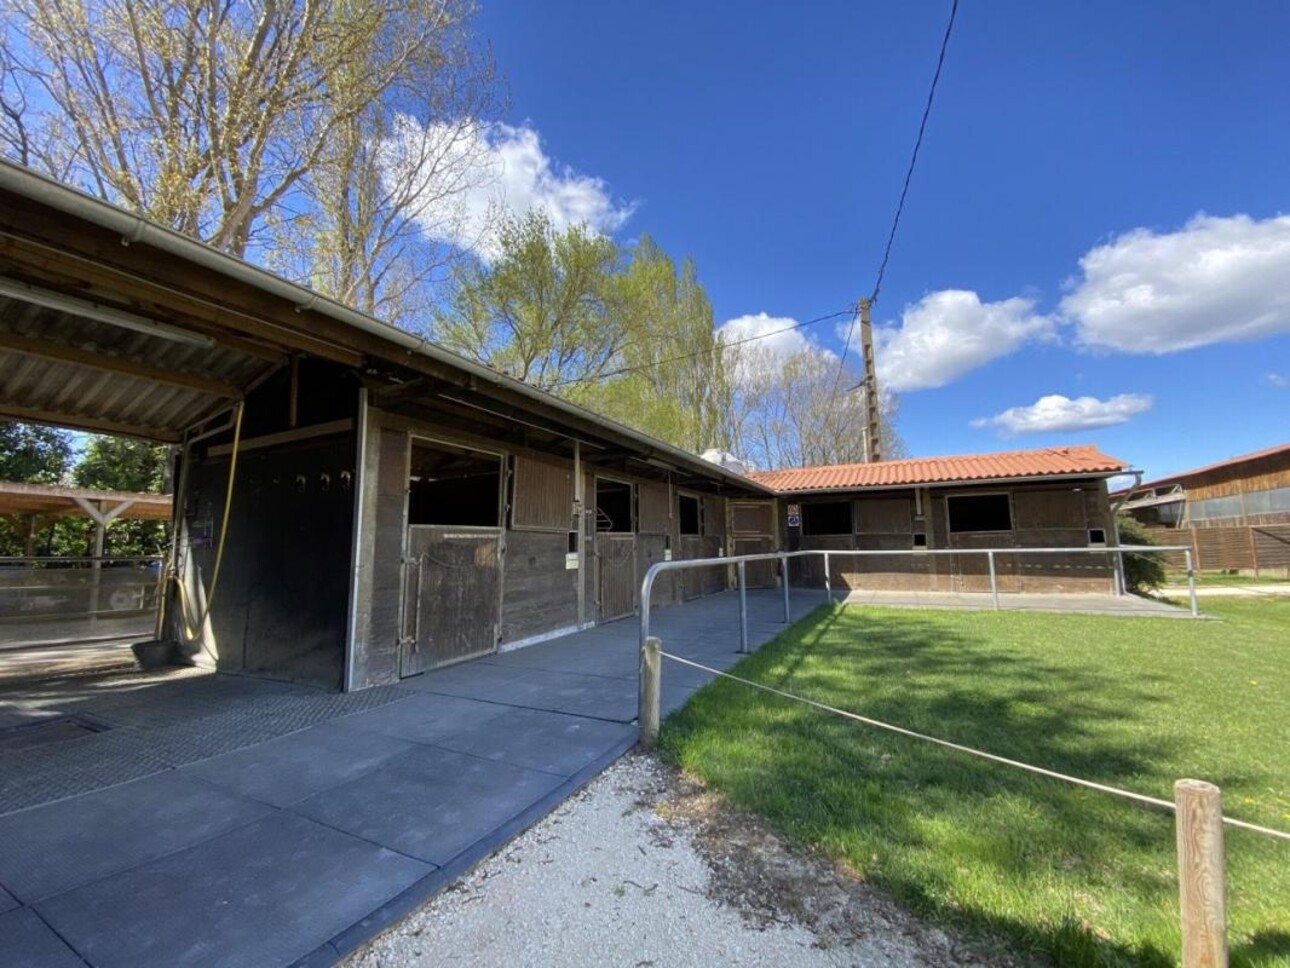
[1185,550,1199,618]
[737,560,749,653]
[780,553,791,622]
[640,636,662,747]
[823,551,831,602]
[987,550,999,611]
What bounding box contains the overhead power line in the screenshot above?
[547,306,858,389]
[871,0,960,307]
[831,0,960,405]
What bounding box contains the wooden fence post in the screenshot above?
[1175,779,1228,968]
[640,636,662,748]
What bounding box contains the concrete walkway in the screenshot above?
[0,588,824,968]
[842,588,1193,617]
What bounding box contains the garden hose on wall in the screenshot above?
[171,401,244,653]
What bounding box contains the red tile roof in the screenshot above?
[748,445,1128,493]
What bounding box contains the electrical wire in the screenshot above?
[547,306,858,389]
[871,0,960,308]
[830,0,960,406]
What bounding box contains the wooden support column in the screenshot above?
[72,497,137,616]
[1175,779,1228,968]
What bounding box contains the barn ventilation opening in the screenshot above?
[678,494,701,535]
[947,494,1013,533]
[595,479,634,533]
[803,501,853,536]
[408,440,501,527]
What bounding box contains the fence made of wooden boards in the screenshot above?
[1151,524,1290,573]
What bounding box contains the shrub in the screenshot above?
[1116,515,1167,592]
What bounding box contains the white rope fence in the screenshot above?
[637,636,1289,968]
[655,651,1290,843]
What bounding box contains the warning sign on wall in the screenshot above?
[786,503,802,529]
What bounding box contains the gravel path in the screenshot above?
[342,755,1013,968]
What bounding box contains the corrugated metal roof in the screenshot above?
[748,445,1128,492]
[0,297,274,440]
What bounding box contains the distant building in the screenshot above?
[1114,443,1290,529]
[749,445,1127,595]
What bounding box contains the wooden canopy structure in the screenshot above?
[0,481,173,557]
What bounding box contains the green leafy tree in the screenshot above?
[570,236,732,452]
[436,211,629,389]
[0,421,71,483]
[0,421,73,554]
[70,436,171,557]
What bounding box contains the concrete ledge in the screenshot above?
[293,731,640,967]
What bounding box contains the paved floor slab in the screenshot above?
[181,721,416,807]
[0,906,85,968]
[37,812,431,968]
[292,745,565,867]
[431,706,636,776]
[0,588,824,968]
[411,664,641,722]
[0,770,273,903]
[334,693,510,746]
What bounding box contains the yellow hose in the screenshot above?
[171,401,244,645]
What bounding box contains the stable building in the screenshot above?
[751,446,1128,594]
[0,159,1135,696]
[1114,443,1290,575]
[0,160,772,692]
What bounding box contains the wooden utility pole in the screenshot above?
[858,297,882,462]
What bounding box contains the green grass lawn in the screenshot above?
[659,598,1290,967]
[1165,572,1289,587]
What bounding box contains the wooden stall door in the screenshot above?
[947,531,1018,593]
[730,501,777,587]
[680,535,723,599]
[401,527,502,675]
[596,533,637,621]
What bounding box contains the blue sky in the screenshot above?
[464,0,1289,479]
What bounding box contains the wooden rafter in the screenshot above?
[0,330,242,398]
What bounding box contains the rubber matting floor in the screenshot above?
[0,665,413,814]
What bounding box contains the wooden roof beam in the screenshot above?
[0,330,242,398]
[0,402,181,443]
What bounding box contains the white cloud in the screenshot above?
[1061,213,1290,353]
[868,290,1055,392]
[971,393,1153,436]
[717,313,819,358]
[716,312,836,386]
[382,117,635,261]
[1266,372,1289,388]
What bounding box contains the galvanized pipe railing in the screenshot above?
[637,544,1198,723]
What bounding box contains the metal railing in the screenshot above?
[0,555,165,648]
[638,545,1198,658]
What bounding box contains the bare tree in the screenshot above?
[1,0,497,315]
[723,341,905,470]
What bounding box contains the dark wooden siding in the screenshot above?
[512,455,573,532]
[501,529,579,642]
[638,481,671,535]
[186,431,356,688]
[596,533,637,620]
